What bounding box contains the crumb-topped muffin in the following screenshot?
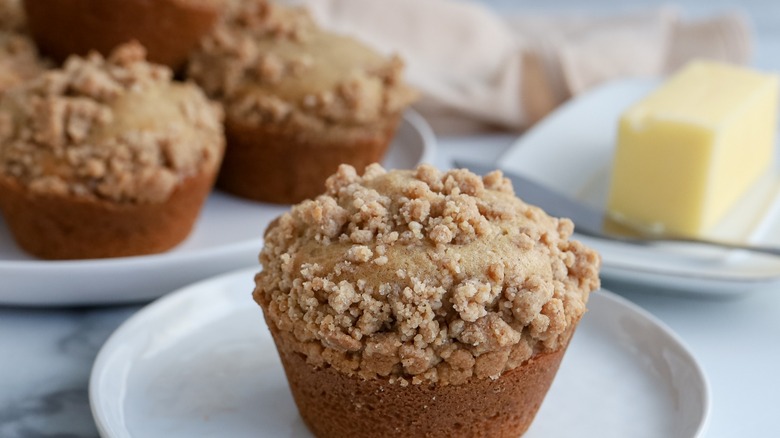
[0,42,225,259]
[22,0,222,70]
[254,164,600,437]
[188,0,417,204]
[0,0,46,93]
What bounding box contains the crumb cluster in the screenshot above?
[187,0,416,131]
[255,164,600,386]
[0,42,224,203]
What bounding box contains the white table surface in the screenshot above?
[3,0,780,437]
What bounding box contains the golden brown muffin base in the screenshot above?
[217,116,399,205]
[23,0,219,70]
[268,323,570,438]
[0,168,216,260]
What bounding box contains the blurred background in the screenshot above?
[480,0,778,70]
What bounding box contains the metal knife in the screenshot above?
[454,160,780,257]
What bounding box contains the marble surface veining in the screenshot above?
[0,308,136,438]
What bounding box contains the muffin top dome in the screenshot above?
[187,0,416,129]
[0,42,224,203]
[254,164,600,386]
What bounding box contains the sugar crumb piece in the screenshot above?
[346,245,373,263]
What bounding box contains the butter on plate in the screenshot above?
[607,60,779,237]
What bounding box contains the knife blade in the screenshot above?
[453,159,780,257]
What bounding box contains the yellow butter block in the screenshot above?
[607,60,778,236]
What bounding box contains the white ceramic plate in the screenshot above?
[0,111,436,306]
[90,268,710,438]
[500,78,780,295]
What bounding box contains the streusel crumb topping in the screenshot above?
[0,42,224,203]
[187,0,417,130]
[254,164,600,386]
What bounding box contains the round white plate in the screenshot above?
[0,111,436,306]
[499,78,780,295]
[90,268,710,438]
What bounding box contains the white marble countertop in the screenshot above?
[4,0,780,437]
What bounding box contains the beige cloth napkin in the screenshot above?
[302,0,751,134]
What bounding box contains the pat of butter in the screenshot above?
[607,61,778,236]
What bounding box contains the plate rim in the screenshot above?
[89,267,711,438]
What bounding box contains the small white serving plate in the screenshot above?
[0,111,436,306]
[500,78,780,295]
[89,268,710,438]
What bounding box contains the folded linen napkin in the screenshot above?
[302,0,751,133]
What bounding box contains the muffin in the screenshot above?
[0,42,225,259]
[22,0,222,70]
[0,0,47,93]
[254,164,601,437]
[187,0,417,204]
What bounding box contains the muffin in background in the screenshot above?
[187,0,417,204]
[22,0,222,70]
[0,0,47,93]
[254,163,601,437]
[0,42,225,259]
